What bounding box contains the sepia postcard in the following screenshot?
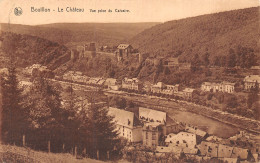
[0,0,259,162]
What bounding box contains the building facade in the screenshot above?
[122,78,143,91]
[105,78,121,90]
[165,132,197,148]
[201,81,235,93]
[142,124,161,147]
[150,82,179,95]
[108,107,142,143]
[182,88,195,99]
[139,107,185,147]
[244,75,260,91]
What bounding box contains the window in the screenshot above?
[208,147,212,153]
[146,132,148,139]
[152,132,156,140]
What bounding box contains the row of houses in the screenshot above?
[201,81,235,93]
[145,81,195,99]
[201,75,260,93]
[62,71,122,88]
[63,71,106,86]
[62,71,260,100]
[62,72,196,99]
[121,78,195,99]
[156,130,259,162]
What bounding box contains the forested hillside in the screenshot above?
[1,7,258,85]
[130,7,260,64]
[1,23,159,46]
[0,32,70,69]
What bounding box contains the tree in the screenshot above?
[251,102,260,120]
[83,90,119,159]
[236,46,256,68]
[203,52,210,67]
[26,77,65,151]
[191,54,201,72]
[220,56,227,67]
[62,84,81,152]
[163,66,170,75]
[247,81,259,109]
[225,95,238,108]
[1,63,29,145]
[227,48,236,67]
[109,96,126,109]
[213,56,221,67]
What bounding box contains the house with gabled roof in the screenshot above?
[108,107,142,142]
[104,78,121,90]
[139,107,185,147]
[230,147,248,160]
[182,88,195,99]
[218,144,233,158]
[165,132,197,148]
[199,141,219,158]
[198,141,249,161]
[122,77,143,91]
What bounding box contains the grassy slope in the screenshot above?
[130,7,260,62]
[0,144,104,163]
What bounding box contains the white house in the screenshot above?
[244,75,260,91]
[201,81,235,93]
[165,132,197,148]
[122,77,142,91]
[105,78,121,90]
[108,107,142,142]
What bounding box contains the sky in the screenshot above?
[0,0,259,25]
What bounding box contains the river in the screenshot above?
[168,109,240,138]
[105,91,244,138]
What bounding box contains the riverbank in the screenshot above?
[105,90,260,137]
